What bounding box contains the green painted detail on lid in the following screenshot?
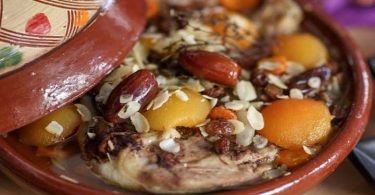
[0,47,23,70]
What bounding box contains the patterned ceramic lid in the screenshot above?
[0,0,101,76]
[0,0,147,132]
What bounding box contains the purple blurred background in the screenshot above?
[322,0,375,27]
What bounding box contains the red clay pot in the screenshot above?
[0,0,372,194]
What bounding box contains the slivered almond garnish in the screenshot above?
[289,88,304,99]
[235,80,257,101]
[202,95,218,108]
[130,112,150,133]
[276,95,289,99]
[45,121,64,136]
[159,138,180,154]
[75,104,92,122]
[107,140,115,151]
[253,135,268,149]
[60,175,79,184]
[161,128,181,140]
[87,132,96,139]
[119,94,134,104]
[303,145,320,155]
[236,125,255,146]
[267,74,288,89]
[152,90,170,110]
[225,100,250,111]
[229,120,245,134]
[184,79,205,92]
[308,77,321,89]
[174,89,189,102]
[247,106,264,130]
[117,101,141,119]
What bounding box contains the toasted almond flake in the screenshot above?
[119,94,134,104]
[174,90,189,102]
[289,88,304,99]
[276,95,289,99]
[221,95,231,102]
[196,119,210,127]
[210,98,218,108]
[286,61,305,76]
[258,61,280,71]
[225,100,249,111]
[236,126,255,146]
[87,132,96,139]
[185,79,205,92]
[130,112,150,133]
[250,101,265,110]
[308,77,321,89]
[117,101,141,119]
[95,82,116,104]
[60,175,79,184]
[104,65,133,82]
[303,145,320,155]
[161,128,181,140]
[253,135,268,149]
[262,166,287,180]
[45,121,64,136]
[75,104,92,122]
[229,120,245,134]
[152,90,170,110]
[199,127,209,137]
[146,100,154,110]
[107,140,115,151]
[202,95,215,100]
[247,106,264,130]
[235,80,257,101]
[201,80,215,89]
[159,138,180,154]
[267,74,288,89]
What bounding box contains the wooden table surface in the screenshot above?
[1,28,375,195]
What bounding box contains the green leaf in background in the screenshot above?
[0,47,23,70]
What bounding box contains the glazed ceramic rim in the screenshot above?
[0,0,373,194]
[0,0,146,132]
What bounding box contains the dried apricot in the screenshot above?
[259,99,332,149]
[206,11,257,49]
[276,149,310,168]
[273,33,328,69]
[19,104,82,147]
[146,0,159,19]
[220,0,259,12]
[209,106,238,120]
[143,89,211,131]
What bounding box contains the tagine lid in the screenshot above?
[0,0,147,133]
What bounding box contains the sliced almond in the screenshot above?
[45,121,64,136]
[184,79,205,92]
[229,120,245,134]
[253,135,268,149]
[289,88,304,99]
[308,77,321,89]
[267,74,288,89]
[117,101,141,119]
[161,128,181,140]
[119,94,134,104]
[247,106,264,130]
[130,112,150,133]
[152,90,170,110]
[174,90,189,102]
[236,126,255,146]
[235,80,257,101]
[159,138,180,154]
[303,145,320,155]
[75,104,92,122]
[87,132,96,139]
[225,100,250,111]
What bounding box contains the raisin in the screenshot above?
[204,119,234,136]
[264,84,284,100]
[251,69,268,87]
[214,138,231,154]
[203,86,226,98]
